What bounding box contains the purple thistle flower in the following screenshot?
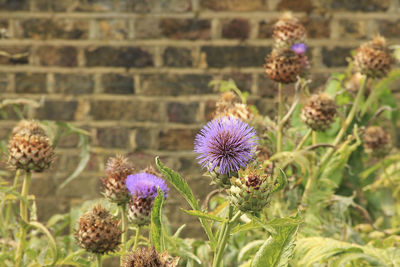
[125,172,169,199]
[291,43,307,55]
[194,116,258,175]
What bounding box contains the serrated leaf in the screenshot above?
[231,221,262,234]
[238,240,265,262]
[182,209,225,222]
[151,188,164,252]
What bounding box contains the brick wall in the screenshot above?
[1,0,400,235]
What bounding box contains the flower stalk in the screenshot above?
[277,83,284,153]
[96,254,102,267]
[120,204,128,252]
[212,205,234,267]
[133,225,141,251]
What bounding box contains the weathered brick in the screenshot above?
[160,19,211,40]
[258,74,278,98]
[140,74,213,96]
[337,20,366,39]
[96,127,130,148]
[36,100,78,120]
[102,73,134,94]
[201,46,270,68]
[36,198,69,221]
[54,74,94,94]
[97,19,129,40]
[301,16,331,38]
[0,0,29,10]
[19,19,88,40]
[222,19,250,40]
[135,128,153,149]
[322,47,353,67]
[277,0,314,12]
[36,0,114,12]
[205,100,216,121]
[220,73,253,92]
[135,18,161,39]
[158,0,191,12]
[0,47,29,65]
[253,98,275,116]
[86,47,153,68]
[320,0,390,11]
[57,176,98,198]
[377,20,400,39]
[201,0,266,11]
[120,0,191,12]
[0,73,10,92]
[57,133,80,148]
[163,47,193,67]
[258,19,276,39]
[15,73,46,94]
[167,102,199,123]
[90,100,161,121]
[158,129,198,150]
[37,46,78,67]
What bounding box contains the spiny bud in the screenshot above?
[214,92,253,122]
[122,247,179,267]
[354,36,392,79]
[363,126,391,157]
[75,204,121,254]
[7,120,54,172]
[301,93,337,132]
[227,162,275,213]
[273,12,307,48]
[264,48,308,84]
[102,154,134,205]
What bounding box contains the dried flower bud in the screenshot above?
[354,36,392,79]
[363,126,391,157]
[273,13,307,48]
[75,204,121,254]
[102,155,134,205]
[346,72,372,96]
[7,120,54,172]
[264,48,309,84]
[214,92,253,122]
[301,93,337,132]
[122,247,179,267]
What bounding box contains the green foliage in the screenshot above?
[151,188,165,252]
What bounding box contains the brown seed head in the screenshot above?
[273,12,307,48]
[122,246,179,267]
[301,93,337,131]
[214,92,253,121]
[363,126,391,157]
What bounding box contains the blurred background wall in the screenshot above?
[0,0,399,236]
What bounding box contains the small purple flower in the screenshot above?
[126,172,169,199]
[194,116,258,175]
[291,43,307,55]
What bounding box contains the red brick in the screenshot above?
[160,19,211,40]
[85,47,153,68]
[97,19,129,40]
[158,129,198,150]
[222,19,250,40]
[201,0,266,11]
[37,46,78,67]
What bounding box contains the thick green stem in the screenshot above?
[133,225,140,251]
[96,254,102,267]
[212,205,234,267]
[312,131,317,146]
[295,129,312,151]
[15,171,32,267]
[277,83,284,153]
[119,204,128,252]
[319,76,369,167]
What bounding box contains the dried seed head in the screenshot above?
[122,246,179,267]
[102,154,134,205]
[7,120,54,172]
[273,12,307,48]
[346,72,372,96]
[301,93,337,131]
[213,92,253,122]
[75,204,121,254]
[354,36,392,79]
[264,48,309,84]
[363,126,391,157]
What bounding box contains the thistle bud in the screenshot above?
[227,163,275,213]
[273,13,307,48]
[301,93,337,132]
[75,204,121,254]
[363,126,391,157]
[214,92,253,122]
[102,155,134,205]
[122,247,179,267]
[126,172,169,226]
[264,48,309,84]
[7,120,54,172]
[354,36,392,79]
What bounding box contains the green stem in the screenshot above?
[277,83,284,153]
[96,254,102,267]
[133,225,140,251]
[15,171,32,267]
[319,76,369,168]
[295,129,312,151]
[212,205,234,267]
[119,204,128,252]
[312,131,317,146]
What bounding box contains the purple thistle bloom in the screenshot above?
[291,43,307,55]
[125,172,169,199]
[194,116,258,175]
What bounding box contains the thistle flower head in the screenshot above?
[291,43,307,55]
[126,172,169,199]
[194,116,258,176]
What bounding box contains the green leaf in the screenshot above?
[231,221,262,234]
[155,157,199,210]
[28,221,58,266]
[181,209,225,222]
[251,217,300,267]
[151,188,165,252]
[238,240,265,262]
